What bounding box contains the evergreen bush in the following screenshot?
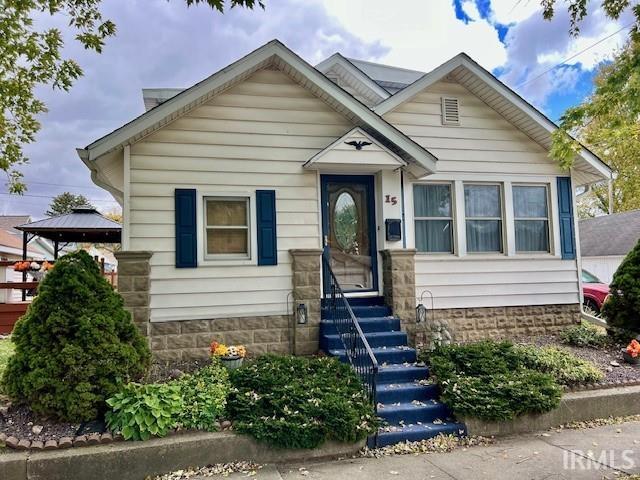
[602,239,640,335]
[226,355,377,449]
[1,250,151,421]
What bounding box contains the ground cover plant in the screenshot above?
[424,340,602,421]
[226,354,377,449]
[105,359,230,440]
[1,250,151,421]
[560,323,610,348]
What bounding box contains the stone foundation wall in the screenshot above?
[413,304,581,347]
[149,316,292,362]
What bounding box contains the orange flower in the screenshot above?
[209,340,220,355]
[626,339,640,358]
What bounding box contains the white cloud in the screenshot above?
[490,0,541,24]
[321,0,507,72]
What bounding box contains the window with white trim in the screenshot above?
[414,183,454,253]
[204,197,250,258]
[464,184,503,253]
[513,185,550,253]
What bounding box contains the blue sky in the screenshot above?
[0,0,633,218]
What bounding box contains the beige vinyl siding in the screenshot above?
[128,68,353,322]
[387,79,579,309]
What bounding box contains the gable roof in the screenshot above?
[580,210,640,257]
[373,53,611,186]
[315,53,390,103]
[78,40,438,177]
[346,58,425,94]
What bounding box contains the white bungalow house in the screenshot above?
[77,40,612,361]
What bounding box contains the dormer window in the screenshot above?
[441,97,460,125]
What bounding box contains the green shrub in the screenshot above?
[515,345,604,386]
[602,239,640,335]
[2,250,151,421]
[439,370,561,421]
[176,360,229,431]
[106,383,183,440]
[226,355,377,449]
[560,323,610,348]
[428,341,563,421]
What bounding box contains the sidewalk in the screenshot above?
[223,421,640,480]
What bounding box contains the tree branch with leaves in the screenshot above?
[1,0,264,194]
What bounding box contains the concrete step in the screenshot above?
[321,331,408,350]
[322,305,392,319]
[319,317,401,335]
[376,363,430,384]
[376,381,439,404]
[329,346,417,365]
[377,400,451,425]
[375,422,467,447]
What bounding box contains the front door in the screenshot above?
[321,175,378,294]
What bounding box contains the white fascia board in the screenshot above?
[375,53,612,181]
[316,53,391,101]
[76,148,124,204]
[82,39,438,175]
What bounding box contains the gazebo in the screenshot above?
[16,207,122,260]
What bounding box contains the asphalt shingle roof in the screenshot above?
[580,210,640,257]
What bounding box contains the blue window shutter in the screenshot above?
[256,190,277,266]
[175,189,197,268]
[557,177,576,260]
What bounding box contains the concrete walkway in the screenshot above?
[222,421,640,480]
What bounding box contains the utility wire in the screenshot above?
[517,22,633,88]
[0,192,118,203]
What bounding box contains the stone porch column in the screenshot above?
[114,251,152,339]
[289,249,323,355]
[381,249,420,345]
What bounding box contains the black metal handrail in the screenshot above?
[322,254,379,406]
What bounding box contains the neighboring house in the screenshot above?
[579,210,640,284]
[77,40,612,362]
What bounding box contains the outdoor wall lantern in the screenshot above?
[297,303,308,325]
[416,290,434,324]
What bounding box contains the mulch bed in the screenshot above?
[515,334,640,388]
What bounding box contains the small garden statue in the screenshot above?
[210,341,246,369]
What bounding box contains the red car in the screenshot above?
[582,269,610,314]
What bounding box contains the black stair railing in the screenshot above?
[322,254,379,406]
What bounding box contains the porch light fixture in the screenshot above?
[297,303,308,325]
[416,290,434,324]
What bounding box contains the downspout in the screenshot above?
[400,169,407,249]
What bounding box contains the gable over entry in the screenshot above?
[304,128,408,174]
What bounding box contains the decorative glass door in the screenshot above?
[321,175,378,293]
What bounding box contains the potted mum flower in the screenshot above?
[622,339,640,365]
[210,341,246,369]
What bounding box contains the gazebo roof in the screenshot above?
[16,207,121,243]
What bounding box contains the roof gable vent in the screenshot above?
[441,97,460,125]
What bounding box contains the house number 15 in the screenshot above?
[385,195,398,205]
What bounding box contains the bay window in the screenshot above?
[464,184,503,253]
[513,185,550,252]
[414,184,454,253]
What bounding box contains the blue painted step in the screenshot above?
[377,363,431,384]
[376,422,467,447]
[320,296,465,447]
[378,400,451,424]
[377,381,439,404]
[320,317,400,335]
[329,346,417,365]
[322,331,408,350]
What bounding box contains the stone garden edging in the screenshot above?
[462,384,640,437]
[0,431,365,480]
